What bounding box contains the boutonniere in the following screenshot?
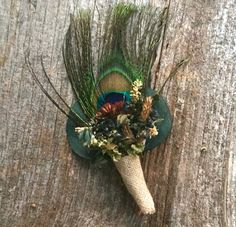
[27,3,186,214]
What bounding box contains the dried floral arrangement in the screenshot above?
[76,80,161,162]
[27,3,186,214]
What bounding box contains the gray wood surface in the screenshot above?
[0,0,236,226]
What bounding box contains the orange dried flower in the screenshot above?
[140,97,153,121]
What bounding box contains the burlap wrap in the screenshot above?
[114,155,156,214]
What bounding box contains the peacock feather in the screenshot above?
[61,3,168,124]
[26,3,184,161]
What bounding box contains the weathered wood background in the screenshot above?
[0,0,236,226]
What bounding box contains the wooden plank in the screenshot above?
[155,1,236,226]
[0,0,235,226]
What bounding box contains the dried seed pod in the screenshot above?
[140,97,153,122]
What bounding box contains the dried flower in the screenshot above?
[96,101,125,118]
[89,136,122,161]
[130,80,143,103]
[133,80,143,89]
[75,127,91,133]
[117,114,130,125]
[130,90,141,103]
[148,126,158,137]
[140,97,153,121]
[90,135,98,145]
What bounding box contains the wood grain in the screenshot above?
[0,0,235,226]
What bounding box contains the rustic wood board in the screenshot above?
[0,0,235,226]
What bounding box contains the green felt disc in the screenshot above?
[66,94,172,160]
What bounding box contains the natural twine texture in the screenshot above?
[114,155,156,214]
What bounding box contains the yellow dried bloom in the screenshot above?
[148,126,158,137]
[130,90,141,102]
[133,80,143,89]
[130,80,143,103]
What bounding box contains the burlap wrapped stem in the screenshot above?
[114,155,155,214]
